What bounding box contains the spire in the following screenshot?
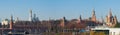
[105,16,108,23]
[114,15,117,22]
[63,16,66,20]
[79,15,82,21]
[10,15,13,21]
[63,16,67,23]
[92,8,95,17]
[108,8,112,17]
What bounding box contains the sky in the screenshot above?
[0,0,120,21]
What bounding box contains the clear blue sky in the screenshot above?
[0,0,120,21]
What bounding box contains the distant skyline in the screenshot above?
[0,0,120,21]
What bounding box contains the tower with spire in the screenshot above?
[79,15,82,22]
[10,15,13,30]
[91,9,96,22]
[60,17,65,27]
[79,15,82,20]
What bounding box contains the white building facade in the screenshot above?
[91,27,120,35]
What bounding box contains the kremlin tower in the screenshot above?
[10,15,13,30]
[60,17,65,27]
[91,9,96,22]
[79,15,82,22]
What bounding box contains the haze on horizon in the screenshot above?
[0,0,120,21]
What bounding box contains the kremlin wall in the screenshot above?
[0,9,119,35]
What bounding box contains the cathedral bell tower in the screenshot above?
[29,9,32,21]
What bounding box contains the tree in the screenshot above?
[114,22,120,28]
